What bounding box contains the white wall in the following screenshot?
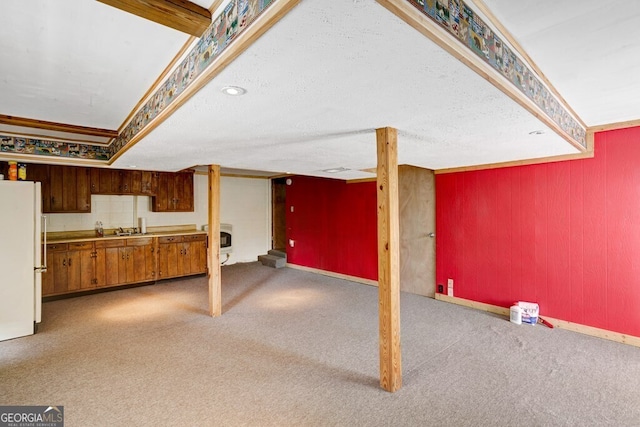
[47,174,271,265]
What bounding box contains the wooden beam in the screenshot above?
[208,164,222,317]
[97,0,212,37]
[0,114,118,138]
[588,118,640,133]
[376,127,402,392]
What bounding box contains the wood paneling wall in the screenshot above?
[436,126,640,337]
[285,176,378,280]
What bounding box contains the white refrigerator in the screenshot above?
[0,180,46,341]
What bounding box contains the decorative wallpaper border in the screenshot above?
[407,0,586,147]
[111,0,273,156]
[0,134,110,160]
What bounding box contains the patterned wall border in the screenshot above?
[408,0,586,147]
[110,0,273,156]
[0,134,110,160]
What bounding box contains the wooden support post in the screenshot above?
[376,127,402,392]
[208,165,222,317]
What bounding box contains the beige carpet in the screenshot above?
[1,262,639,426]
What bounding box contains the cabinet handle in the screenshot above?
[122,254,125,260]
[68,258,72,266]
[127,254,129,260]
[62,259,66,267]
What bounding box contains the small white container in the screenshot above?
[510,305,522,325]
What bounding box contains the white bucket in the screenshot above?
[510,305,522,325]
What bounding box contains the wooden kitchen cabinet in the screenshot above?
[152,171,194,212]
[130,170,157,195]
[157,234,207,279]
[102,237,155,286]
[42,241,99,296]
[45,165,91,213]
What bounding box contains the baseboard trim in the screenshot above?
[286,263,378,287]
[435,294,640,348]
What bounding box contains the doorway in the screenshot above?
[271,178,287,251]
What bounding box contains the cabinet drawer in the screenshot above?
[158,236,182,244]
[183,234,206,242]
[46,243,68,252]
[126,237,154,246]
[68,242,94,250]
[95,239,125,249]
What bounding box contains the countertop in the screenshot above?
[46,225,207,244]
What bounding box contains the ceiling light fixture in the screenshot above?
[221,86,247,96]
[322,167,349,173]
[529,130,545,135]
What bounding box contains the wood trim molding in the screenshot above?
[208,0,225,14]
[109,0,301,165]
[471,0,587,129]
[0,152,107,167]
[435,294,640,348]
[346,177,377,184]
[588,118,640,133]
[286,263,378,287]
[434,149,594,174]
[97,0,211,37]
[376,0,586,152]
[0,114,117,138]
[117,36,196,134]
[376,127,402,392]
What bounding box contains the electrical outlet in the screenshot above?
[289,239,295,247]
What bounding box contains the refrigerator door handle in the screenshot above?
[36,215,47,273]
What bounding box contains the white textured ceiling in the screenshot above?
[0,0,194,130]
[2,0,639,178]
[114,0,577,178]
[479,0,640,126]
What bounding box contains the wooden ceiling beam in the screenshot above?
[97,0,212,37]
[0,114,118,138]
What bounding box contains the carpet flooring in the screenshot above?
[1,262,639,426]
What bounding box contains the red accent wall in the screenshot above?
[436,127,640,337]
[285,175,378,280]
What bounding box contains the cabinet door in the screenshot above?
[104,246,122,286]
[152,173,170,211]
[185,235,207,275]
[94,248,106,288]
[174,172,194,212]
[158,236,181,279]
[52,251,69,294]
[141,171,157,195]
[47,165,91,212]
[112,170,132,194]
[130,244,155,282]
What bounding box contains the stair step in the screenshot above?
[267,249,287,260]
[258,254,286,268]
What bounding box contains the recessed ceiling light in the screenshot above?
[221,86,247,96]
[323,167,349,173]
[128,165,137,168]
[529,130,545,135]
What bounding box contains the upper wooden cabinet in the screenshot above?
[152,171,194,212]
[90,168,157,195]
[1,162,193,212]
[46,165,91,213]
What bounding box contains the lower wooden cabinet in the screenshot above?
[43,233,206,297]
[101,237,155,287]
[157,234,207,280]
[43,241,101,296]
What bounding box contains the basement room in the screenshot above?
[1,0,639,425]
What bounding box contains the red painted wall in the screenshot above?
[285,175,378,280]
[436,127,640,337]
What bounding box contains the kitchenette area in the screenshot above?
[0,160,271,301]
